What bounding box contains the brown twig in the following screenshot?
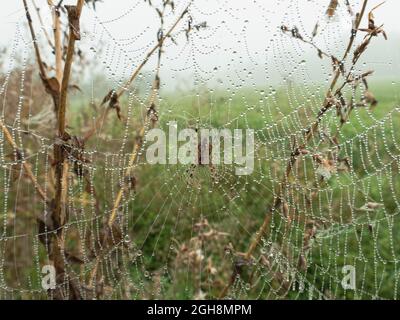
[87,1,182,288]
[83,3,191,142]
[22,0,48,78]
[106,3,188,228]
[117,4,190,99]
[32,0,55,50]
[0,119,47,201]
[50,0,85,299]
[52,0,84,232]
[23,0,62,114]
[48,0,63,83]
[281,26,331,59]
[58,1,84,135]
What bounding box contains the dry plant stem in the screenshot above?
[24,0,61,114]
[294,36,331,59]
[48,0,63,83]
[59,0,84,135]
[84,3,191,141]
[0,119,47,201]
[22,0,48,78]
[302,0,368,150]
[252,0,368,258]
[83,106,110,141]
[88,123,145,283]
[54,0,84,226]
[116,3,190,99]
[219,0,369,299]
[50,0,84,298]
[88,3,180,287]
[32,0,55,50]
[333,32,375,135]
[107,52,162,228]
[89,1,175,287]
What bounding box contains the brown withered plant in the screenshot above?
[0,0,198,299]
[219,0,387,299]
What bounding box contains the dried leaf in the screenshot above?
[101,89,116,106]
[363,90,378,108]
[353,37,371,63]
[102,90,123,121]
[46,77,60,94]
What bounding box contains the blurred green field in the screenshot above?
[1,79,400,299]
[113,80,400,299]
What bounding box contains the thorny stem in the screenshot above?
[219,0,369,299]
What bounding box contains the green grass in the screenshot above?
[123,80,400,299]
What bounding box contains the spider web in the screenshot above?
[0,0,400,300]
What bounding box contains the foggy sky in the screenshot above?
[1,0,399,90]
